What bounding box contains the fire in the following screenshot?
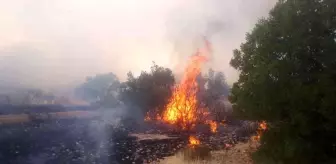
[253,121,267,141]
[260,121,267,130]
[162,39,211,130]
[143,38,218,132]
[206,120,218,133]
[189,135,200,146]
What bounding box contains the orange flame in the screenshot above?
[144,38,218,131]
[189,135,200,146]
[162,39,211,130]
[253,121,267,141]
[206,120,218,133]
[260,121,267,130]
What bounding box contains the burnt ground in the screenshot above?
[0,116,253,164]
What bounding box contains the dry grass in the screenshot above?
[0,114,30,124]
[159,141,258,164]
[48,111,99,119]
[0,111,99,124]
[130,133,177,141]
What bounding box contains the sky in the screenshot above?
[0,0,277,91]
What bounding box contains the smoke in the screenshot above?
[165,0,277,84]
[84,107,125,163]
[0,0,277,91]
[19,105,129,164]
[77,104,147,163]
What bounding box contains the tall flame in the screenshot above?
[144,38,218,132]
[162,39,211,130]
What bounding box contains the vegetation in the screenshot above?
[230,0,336,163]
[75,72,120,105]
[199,69,231,121]
[116,63,231,119]
[0,89,55,105]
[119,63,175,114]
[70,61,231,124]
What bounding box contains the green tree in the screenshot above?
[75,72,120,105]
[206,69,229,99]
[119,63,175,115]
[197,69,230,121]
[230,0,336,163]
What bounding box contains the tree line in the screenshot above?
[75,0,336,163]
[75,63,230,120]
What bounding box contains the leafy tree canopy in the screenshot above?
[197,69,230,121]
[119,63,175,114]
[75,72,120,104]
[198,69,230,107]
[230,0,336,163]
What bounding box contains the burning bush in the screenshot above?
[144,38,221,133]
[162,53,209,130]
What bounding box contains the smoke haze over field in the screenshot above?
[0,0,276,90]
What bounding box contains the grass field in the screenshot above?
[0,111,99,124]
[0,114,30,124]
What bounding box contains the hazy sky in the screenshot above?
[0,0,276,90]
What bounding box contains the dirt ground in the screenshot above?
[158,141,257,164]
